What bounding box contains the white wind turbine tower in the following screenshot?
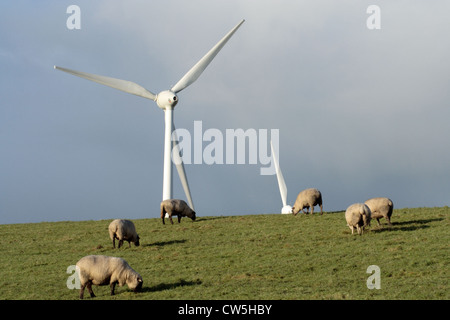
[271,140,292,214]
[55,19,245,211]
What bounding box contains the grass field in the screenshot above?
[0,207,448,300]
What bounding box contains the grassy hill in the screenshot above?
[0,207,448,300]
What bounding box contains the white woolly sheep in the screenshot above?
[161,199,196,225]
[76,255,143,299]
[345,203,372,235]
[364,197,394,226]
[108,219,140,248]
[292,188,323,215]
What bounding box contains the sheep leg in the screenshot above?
[118,240,123,249]
[110,282,116,296]
[86,281,95,298]
[128,241,131,248]
[386,216,392,226]
[79,283,86,299]
[161,206,166,224]
[349,226,354,235]
[319,204,323,215]
[311,206,314,215]
[112,237,116,249]
[178,215,182,223]
[357,225,362,235]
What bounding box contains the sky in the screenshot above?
[1,1,449,224]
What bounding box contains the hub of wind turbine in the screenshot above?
[156,90,179,110]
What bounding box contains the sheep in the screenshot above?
[345,203,372,235]
[76,255,143,299]
[161,199,196,225]
[108,219,140,248]
[364,197,394,226]
[292,188,323,215]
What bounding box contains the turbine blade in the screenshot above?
[54,66,157,101]
[271,140,287,207]
[171,124,195,211]
[171,19,245,94]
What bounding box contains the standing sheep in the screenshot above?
[108,219,140,248]
[364,197,394,226]
[345,203,372,235]
[76,255,143,299]
[292,188,323,215]
[161,199,196,225]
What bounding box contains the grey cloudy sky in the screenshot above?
[1,1,449,224]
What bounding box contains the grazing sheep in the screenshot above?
[161,199,196,225]
[292,188,323,215]
[76,255,143,299]
[364,197,394,226]
[345,203,372,235]
[108,219,140,248]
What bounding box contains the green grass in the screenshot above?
[0,207,448,300]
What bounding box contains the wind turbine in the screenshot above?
[55,19,245,211]
[271,140,292,214]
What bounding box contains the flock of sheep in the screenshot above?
[74,190,393,299]
[291,187,394,235]
[75,199,196,299]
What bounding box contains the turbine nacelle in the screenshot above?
[156,90,178,110]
